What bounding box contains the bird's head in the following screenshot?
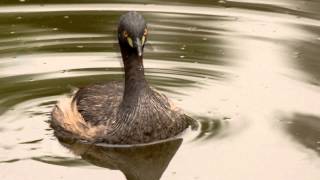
[118,11,148,57]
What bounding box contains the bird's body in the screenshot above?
[51,12,194,144]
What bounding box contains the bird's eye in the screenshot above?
[144,28,148,36]
[123,31,129,37]
[141,36,146,45]
[123,31,133,47]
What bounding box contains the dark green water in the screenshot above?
[1,0,320,180]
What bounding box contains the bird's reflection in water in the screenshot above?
[57,137,183,180]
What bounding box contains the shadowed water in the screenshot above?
[0,0,320,180]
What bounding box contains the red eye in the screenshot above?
[144,28,148,36]
[123,31,128,37]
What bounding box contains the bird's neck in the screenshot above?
[121,50,149,105]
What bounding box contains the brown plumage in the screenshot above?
[51,12,195,144]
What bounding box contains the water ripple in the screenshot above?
[0,1,320,179]
[0,4,318,26]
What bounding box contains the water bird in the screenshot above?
[51,11,195,144]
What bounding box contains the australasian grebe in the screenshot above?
[51,11,194,144]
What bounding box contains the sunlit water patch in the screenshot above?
[0,1,320,180]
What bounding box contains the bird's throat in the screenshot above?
[122,52,148,105]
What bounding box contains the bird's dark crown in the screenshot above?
[118,11,147,38]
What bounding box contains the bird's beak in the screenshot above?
[134,37,143,57]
